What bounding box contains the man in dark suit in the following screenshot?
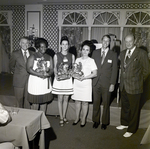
[116,34,150,137]
[9,37,34,108]
[92,34,118,130]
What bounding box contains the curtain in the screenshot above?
[91,27,120,50]
[82,27,88,41]
[122,27,150,53]
[0,36,10,73]
[61,27,88,57]
[0,26,11,73]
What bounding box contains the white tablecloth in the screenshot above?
[0,107,50,149]
[141,125,150,144]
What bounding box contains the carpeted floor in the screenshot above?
[0,73,150,149]
[46,115,150,149]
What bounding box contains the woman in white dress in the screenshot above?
[52,36,75,126]
[27,38,53,113]
[72,40,97,127]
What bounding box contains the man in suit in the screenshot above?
[92,34,118,130]
[116,34,150,137]
[9,37,34,108]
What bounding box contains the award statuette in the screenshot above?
[35,57,49,75]
[56,63,72,81]
[72,62,84,79]
[35,57,50,88]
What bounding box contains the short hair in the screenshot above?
[34,38,49,49]
[124,34,135,41]
[101,34,111,42]
[60,36,69,44]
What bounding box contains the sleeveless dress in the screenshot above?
[52,52,73,95]
[71,57,97,102]
[27,53,53,104]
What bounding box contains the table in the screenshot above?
[0,107,50,149]
[141,124,150,144]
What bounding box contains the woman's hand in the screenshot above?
[38,72,47,79]
[78,75,85,81]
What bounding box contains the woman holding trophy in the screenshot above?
[52,36,75,126]
[27,38,53,113]
[71,40,97,127]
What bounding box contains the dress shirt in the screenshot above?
[21,49,30,58]
[125,46,136,59]
[101,48,109,57]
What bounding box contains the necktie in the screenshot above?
[125,50,131,63]
[24,51,27,63]
[124,50,131,68]
[101,50,105,65]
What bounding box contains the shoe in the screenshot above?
[93,122,99,129]
[80,122,86,127]
[72,119,80,125]
[123,132,133,138]
[63,118,69,124]
[59,119,64,127]
[101,124,107,130]
[116,125,128,130]
[80,121,86,127]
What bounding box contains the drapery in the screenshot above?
[61,27,150,57]
[91,27,120,50]
[122,27,150,53]
[0,26,11,73]
[0,36,10,73]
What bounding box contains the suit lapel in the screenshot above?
[18,49,26,67]
[125,48,139,69]
[101,49,110,65]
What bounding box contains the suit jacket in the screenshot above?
[9,49,34,88]
[92,48,118,88]
[120,47,150,94]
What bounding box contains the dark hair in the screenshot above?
[81,40,95,56]
[60,36,69,44]
[34,38,49,49]
[101,34,111,42]
[91,39,98,44]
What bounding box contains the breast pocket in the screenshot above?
[133,58,140,68]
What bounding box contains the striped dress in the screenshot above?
[52,52,73,95]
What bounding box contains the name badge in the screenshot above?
[108,59,112,63]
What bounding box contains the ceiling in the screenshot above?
[0,0,150,5]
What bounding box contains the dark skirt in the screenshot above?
[27,92,53,104]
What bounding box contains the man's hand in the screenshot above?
[109,84,115,92]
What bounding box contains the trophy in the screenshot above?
[72,62,84,79]
[57,63,72,81]
[35,57,49,76]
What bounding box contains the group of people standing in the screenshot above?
[9,33,150,138]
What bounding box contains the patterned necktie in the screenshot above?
[125,50,131,63]
[24,51,27,63]
[101,50,105,65]
[124,50,131,68]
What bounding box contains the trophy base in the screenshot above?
[57,74,71,81]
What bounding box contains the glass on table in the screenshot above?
[11,105,19,115]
